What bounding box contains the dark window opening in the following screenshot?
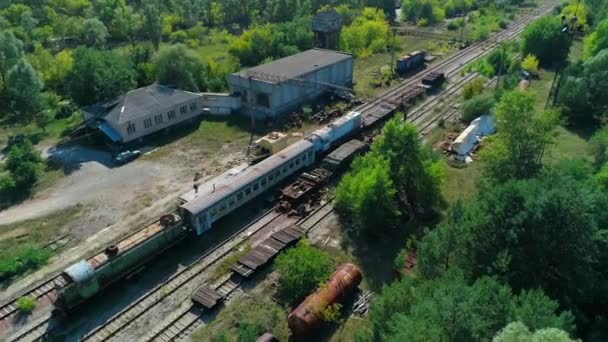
[256,93,270,108]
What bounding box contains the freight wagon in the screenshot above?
[396,50,426,75]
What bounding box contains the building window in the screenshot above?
[127,121,136,134]
[180,105,188,115]
[167,110,176,120]
[154,114,163,124]
[256,93,270,108]
[189,102,198,111]
[144,118,152,128]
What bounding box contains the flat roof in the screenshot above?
[233,48,353,83]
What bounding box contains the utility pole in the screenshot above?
[389,28,397,76]
[545,0,581,109]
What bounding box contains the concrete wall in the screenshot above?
[229,57,353,120]
[200,93,242,116]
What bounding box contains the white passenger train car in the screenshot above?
[180,140,315,235]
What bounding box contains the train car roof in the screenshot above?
[180,139,314,215]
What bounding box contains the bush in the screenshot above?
[447,21,459,30]
[273,241,333,305]
[16,296,37,313]
[461,77,486,100]
[521,54,539,74]
[461,93,496,123]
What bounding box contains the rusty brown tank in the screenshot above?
[287,263,362,335]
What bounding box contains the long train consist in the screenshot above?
[55,72,443,311]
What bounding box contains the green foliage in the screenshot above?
[15,296,37,313]
[0,30,24,86]
[335,154,401,234]
[461,93,495,123]
[0,245,51,281]
[364,269,573,341]
[461,77,486,100]
[5,60,45,123]
[67,47,136,106]
[559,49,608,126]
[81,18,109,47]
[229,16,313,66]
[482,90,559,183]
[417,163,608,321]
[401,0,445,24]
[237,322,261,342]
[319,303,343,323]
[341,8,390,57]
[589,125,608,169]
[273,240,332,305]
[494,322,574,342]
[521,53,539,74]
[487,47,513,76]
[153,44,206,92]
[521,16,571,67]
[372,119,444,218]
[5,139,43,188]
[583,18,608,60]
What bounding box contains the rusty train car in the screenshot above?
[288,263,363,335]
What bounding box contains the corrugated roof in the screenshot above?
[181,139,314,215]
[82,84,201,124]
[233,49,353,82]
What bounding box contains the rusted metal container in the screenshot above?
[287,263,362,335]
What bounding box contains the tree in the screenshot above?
[441,167,607,312]
[521,54,539,74]
[461,77,486,101]
[461,93,495,123]
[81,18,109,47]
[340,7,390,57]
[558,49,608,125]
[583,18,608,60]
[0,31,24,84]
[335,154,401,234]
[47,50,73,91]
[67,47,136,106]
[110,5,142,44]
[362,269,572,342]
[153,44,207,91]
[401,0,445,24]
[273,240,333,305]
[143,3,162,49]
[372,119,444,217]
[482,90,558,183]
[5,140,43,189]
[521,16,570,67]
[589,125,608,169]
[5,60,45,123]
[493,322,574,342]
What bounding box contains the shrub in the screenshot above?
[273,240,333,305]
[447,21,459,30]
[521,54,539,74]
[461,93,496,123]
[16,296,37,313]
[461,77,486,100]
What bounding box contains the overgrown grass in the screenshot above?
[210,244,251,282]
[16,296,37,313]
[0,205,83,283]
[0,112,83,148]
[191,294,289,342]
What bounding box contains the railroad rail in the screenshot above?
[357,2,555,127]
[2,3,554,341]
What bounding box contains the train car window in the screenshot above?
[261,179,267,186]
[268,174,274,182]
[245,187,251,195]
[289,162,294,169]
[220,204,226,211]
[229,198,235,206]
[237,192,243,201]
[295,158,300,165]
[253,183,259,191]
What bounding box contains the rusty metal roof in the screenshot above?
[191,285,223,309]
[181,140,314,215]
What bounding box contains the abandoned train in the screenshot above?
[56,111,363,310]
[55,68,446,311]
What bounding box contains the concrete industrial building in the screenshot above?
[83,85,240,144]
[229,48,354,120]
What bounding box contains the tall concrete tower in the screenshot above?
[312,9,343,50]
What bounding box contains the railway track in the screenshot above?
[140,199,336,342]
[80,208,286,342]
[357,2,555,126]
[2,3,554,341]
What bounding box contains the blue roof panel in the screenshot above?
[98,121,122,143]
